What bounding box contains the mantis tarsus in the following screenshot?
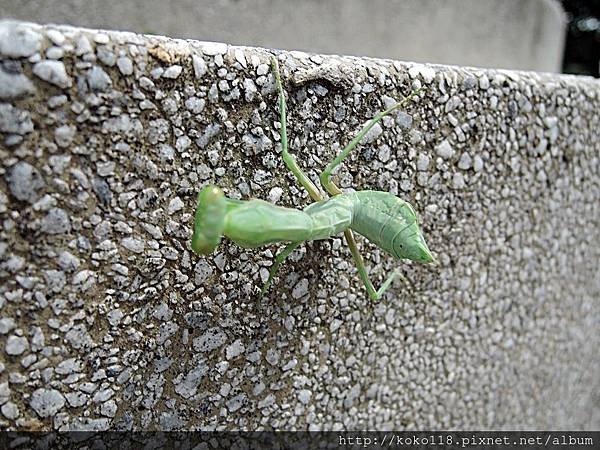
[191,57,434,300]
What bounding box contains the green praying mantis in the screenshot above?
[191,57,434,300]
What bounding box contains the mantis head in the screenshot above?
[191,185,226,255]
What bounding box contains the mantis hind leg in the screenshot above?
[344,229,398,301]
[313,89,421,299]
[261,241,303,297]
[318,89,422,196]
[271,57,323,203]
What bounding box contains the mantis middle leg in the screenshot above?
[262,58,323,295]
[272,57,324,203]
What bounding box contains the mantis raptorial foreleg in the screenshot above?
[261,241,302,296]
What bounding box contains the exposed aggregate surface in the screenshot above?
[0,20,599,431]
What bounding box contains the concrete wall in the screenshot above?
[0,20,599,431]
[1,0,566,72]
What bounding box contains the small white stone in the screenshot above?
[5,335,28,355]
[93,33,110,44]
[47,29,66,46]
[117,57,133,75]
[192,55,207,79]
[30,388,65,418]
[234,49,247,68]
[436,140,454,159]
[162,65,183,79]
[298,389,312,405]
[417,154,430,171]
[121,237,145,253]
[32,60,72,89]
[168,197,184,213]
[267,187,284,203]
[0,21,42,58]
[362,122,382,144]
[473,155,484,172]
[225,340,245,359]
[408,64,436,83]
[201,41,228,56]
[75,35,93,55]
[292,278,309,299]
[452,172,466,189]
[458,152,472,170]
[0,68,36,99]
[1,402,19,420]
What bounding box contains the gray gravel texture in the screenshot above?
[0,20,599,431]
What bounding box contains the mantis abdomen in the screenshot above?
[351,191,432,263]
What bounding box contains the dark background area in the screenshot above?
[560,0,600,76]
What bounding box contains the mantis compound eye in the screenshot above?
[191,185,226,255]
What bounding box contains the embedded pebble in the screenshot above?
[75,35,93,55]
[193,328,227,353]
[168,197,184,213]
[452,172,466,189]
[436,139,454,159]
[408,64,435,83]
[5,335,28,355]
[361,122,382,144]
[45,46,64,59]
[1,402,19,420]
[32,60,72,88]
[97,47,116,66]
[41,208,71,234]
[473,154,484,172]
[121,237,145,253]
[417,154,430,171]
[458,152,472,170]
[226,340,245,360]
[86,66,112,91]
[162,65,183,79]
[46,29,65,46]
[201,42,228,55]
[292,278,310,299]
[5,161,45,203]
[0,67,35,99]
[194,260,213,284]
[55,125,76,148]
[192,55,207,78]
[0,382,9,404]
[396,112,413,129]
[0,21,42,57]
[117,57,133,75]
[30,388,66,418]
[0,103,34,135]
[267,187,284,203]
[298,389,312,405]
[0,318,16,334]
